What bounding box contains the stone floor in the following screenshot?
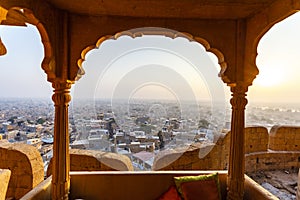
[247,169,298,200]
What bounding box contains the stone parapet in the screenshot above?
[153,126,300,172]
[245,151,300,173]
[1,125,300,199]
[245,126,269,154]
[0,141,44,199]
[153,140,229,170]
[269,126,300,151]
[0,169,11,200]
[47,149,134,177]
[19,176,51,200]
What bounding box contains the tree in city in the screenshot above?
[37,117,46,124]
[198,119,210,129]
[158,131,165,149]
[108,118,118,139]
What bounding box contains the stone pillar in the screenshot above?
[51,81,72,200]
[227,84,248,200]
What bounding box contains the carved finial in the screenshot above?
[0,37,7,56]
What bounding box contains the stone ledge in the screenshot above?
[47,149,134,177]
[0,142,44,199]
[0,169,11,200]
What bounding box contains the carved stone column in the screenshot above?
[51,81,72,200]
[227,84,248,200]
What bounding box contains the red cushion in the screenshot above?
[181,179,220,200]
[158,186,181,200]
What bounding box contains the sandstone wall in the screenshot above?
[246,152,300,173]
[0,169,11,200]
[269,126,300,151]
[153,133,230,170]
[47,149,134,177]
[153,126,300,172]
[0,141,44,199]
[244,126,269,154]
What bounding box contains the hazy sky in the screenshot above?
[249,12,300,104]
[73,34,226,105]
[0,12,300,105]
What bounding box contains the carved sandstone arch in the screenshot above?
[77,27,228,83]
[0,7,78,199]
[245,7,300,87]
[0,6,57,82]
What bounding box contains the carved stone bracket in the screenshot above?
[51,81,72,200]
[227,84,248,200]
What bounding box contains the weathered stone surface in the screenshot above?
[0,169,11,200]
[46,149,134,177]
[269,126,300,151]
[153,126,300,173]
[244,126,269,153]
[0,142,44,199]
[153,142,227,171]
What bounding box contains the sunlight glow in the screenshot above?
[253,64,286,87]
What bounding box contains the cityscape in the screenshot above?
[1,97,300,172]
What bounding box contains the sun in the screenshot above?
[253,65,285,87]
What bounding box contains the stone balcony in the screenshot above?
[1,125,300,199]
[21,171,278,200]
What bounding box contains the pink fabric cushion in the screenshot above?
[158,185,181,200]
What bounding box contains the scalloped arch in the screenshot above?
[77,28,228,83]
[1,7,55,82]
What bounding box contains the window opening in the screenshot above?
[71,27,228,171]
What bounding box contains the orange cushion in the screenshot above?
[181,179,220,200]
[158,185,181,200]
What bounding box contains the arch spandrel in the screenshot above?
[0,7,57,82]
[77,28,228,84]
[1,0,87,84]
[245,2,300,88]
[0,3,86,84]
[1,0,298,89]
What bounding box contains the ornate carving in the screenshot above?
[77,27,227,84]
[0,7,26,26]
[230,84,248,109]
[52,82,72,106]
[227,84,248,200]
[22,8,56,82]
[51,81,72,200]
